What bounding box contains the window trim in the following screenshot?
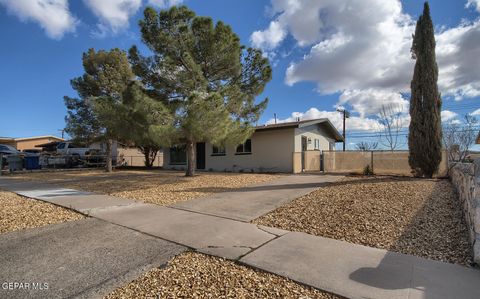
[235,139,252,155]
[211,145,226,156]
[169,145,187,165]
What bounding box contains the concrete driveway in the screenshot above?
[0,218,185,299]
[171,174,341,221]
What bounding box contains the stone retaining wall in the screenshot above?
[450,160,480,265]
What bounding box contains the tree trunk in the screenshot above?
[143,146,152,168]
[185,140,195,177]
[106,139,113,173]
[141,146,158,168]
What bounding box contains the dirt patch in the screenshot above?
[9,170,281,206]
[0,190,84,234]
[104,251,341,299]
[254,176,472,266]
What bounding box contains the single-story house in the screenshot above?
[0,135,64,151]
[0,137,16,148]
[163,118,343,173]
[476,131,480,144]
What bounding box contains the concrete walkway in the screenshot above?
[1,177,479,299]
[172,174,341,221]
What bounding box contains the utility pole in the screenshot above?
[58,129,65,139]
[337,108,350,151]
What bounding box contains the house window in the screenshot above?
[236,139,252,155]
[212,145,226,156]
[170,145,186,164]
[314,139,320,150]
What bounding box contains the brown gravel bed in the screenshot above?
[254,176,473,266]
[105,252,341,299]
[10,170,281,206]
[0,190,84,234]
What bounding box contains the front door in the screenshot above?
[196,142,206,170]
[301,136,307,171]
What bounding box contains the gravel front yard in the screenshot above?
[0,190,84,234]
[10,170,281,206]
[105,252,341,299]
[254,176,473,266]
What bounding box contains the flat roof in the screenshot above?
[14,135,64,141]
[255,118,344,142]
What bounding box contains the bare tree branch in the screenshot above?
[355,141,378,151]
[443,114,478,166]
[377,104,406,151]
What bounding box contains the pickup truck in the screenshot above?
[56,142,90,158]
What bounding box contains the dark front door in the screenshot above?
[196,142,206,170]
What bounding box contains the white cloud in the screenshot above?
[251,21,287,50]
[265,107,382,132]
[338,89,408,118]
[147,0,183,8]
[0,0,77,39]
[253,0,480,118]
[436,21,480,100]
[83,0,142,36]
[441,110,458,122]
[467,0,480,12]
[471,108,480,116]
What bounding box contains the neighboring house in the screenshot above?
[0,137,16,147]
[0,135,64,151]
[476,131,480,144]
[163,118,343,173]
[90,141,164,167]
[117,144,164,167]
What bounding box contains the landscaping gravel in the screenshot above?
[104,252,341,299]
[11,170,281,206]
[0,190,84,234]
[254,176,473,266]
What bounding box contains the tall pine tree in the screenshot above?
[65,48,134,172]
[121,82,176,168]
[408,2,442,178]
[130,6,272,176]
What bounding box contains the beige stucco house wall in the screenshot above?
[204,128,295,172]
[163,118,343,173]
[294,124,336,152]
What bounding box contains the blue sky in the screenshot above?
[0,0,479,149]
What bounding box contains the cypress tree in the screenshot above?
[408,2,442,178]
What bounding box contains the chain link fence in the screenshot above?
[0,153,163,175]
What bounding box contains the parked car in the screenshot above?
[56,142,90,158]
[0,144,21,156]
[1,144,20,165]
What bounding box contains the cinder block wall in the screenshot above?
[450,160,480,265]
[322,150,448,177]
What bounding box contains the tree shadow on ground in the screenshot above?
[348,179,475,298]
[9,170,282,196]
[183,175,414,194]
